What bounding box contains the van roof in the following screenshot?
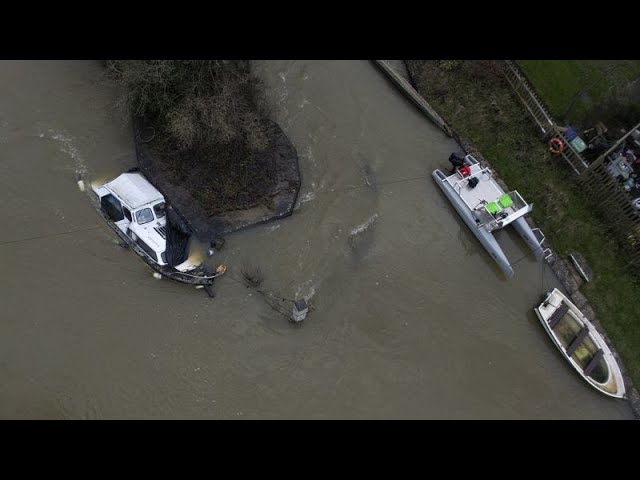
[106,172,163,209]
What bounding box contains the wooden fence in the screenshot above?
[504,60,640,266]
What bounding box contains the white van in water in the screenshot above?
[91,171,198,272]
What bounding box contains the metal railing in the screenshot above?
[503,61,640,268]
[508,190,529,211]
[503,61,590,175]
[532,227,554,261]
[578,160,640,265]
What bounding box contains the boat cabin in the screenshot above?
[92,172,170,266]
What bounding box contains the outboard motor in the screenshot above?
[448,152,466,173]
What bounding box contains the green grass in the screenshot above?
[407,60,640,388]
[517,60,640,124]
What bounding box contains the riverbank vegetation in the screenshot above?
[105,60,278,216]
[406,60,640,387]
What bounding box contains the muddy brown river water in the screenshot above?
[0,60,633,418]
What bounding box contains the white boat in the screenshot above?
[432,154,544,278]
[91,170,225,286]
[534,288,626,399]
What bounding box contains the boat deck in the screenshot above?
[444,166,502,208]
[444,164,523,230]
[535,289,625,398]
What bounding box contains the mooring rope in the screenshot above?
[311,173,431,197]
[225,272,296,304]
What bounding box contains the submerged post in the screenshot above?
[292,299,309,323]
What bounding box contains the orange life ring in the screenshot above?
[549,137,564,154]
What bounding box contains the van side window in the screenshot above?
[154,202,166,219]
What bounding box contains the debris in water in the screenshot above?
[211,238,225,251]
[241,265,263,288]
[215,264,227,275]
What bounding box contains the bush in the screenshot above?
[438,60,462,72]
[105,60,278,215]
[105,60,269,153]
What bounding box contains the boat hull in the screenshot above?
[465,153,543,261]
[512,217,544,261]
[433,169,514,278]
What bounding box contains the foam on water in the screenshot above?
[45,128,89,178]
[349,213,379,237]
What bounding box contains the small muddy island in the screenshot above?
[106,60,301,243]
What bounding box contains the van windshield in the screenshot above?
[136,208,154,225]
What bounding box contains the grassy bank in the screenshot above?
[517,60,640,128]
[406,60,640,387]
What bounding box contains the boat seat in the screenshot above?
[498,193,513,209]
[583,349,605,376]
[485,201,501,216]
[547,304,569,329]
[566,326,590,357]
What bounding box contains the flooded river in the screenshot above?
[0,60,633,419]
